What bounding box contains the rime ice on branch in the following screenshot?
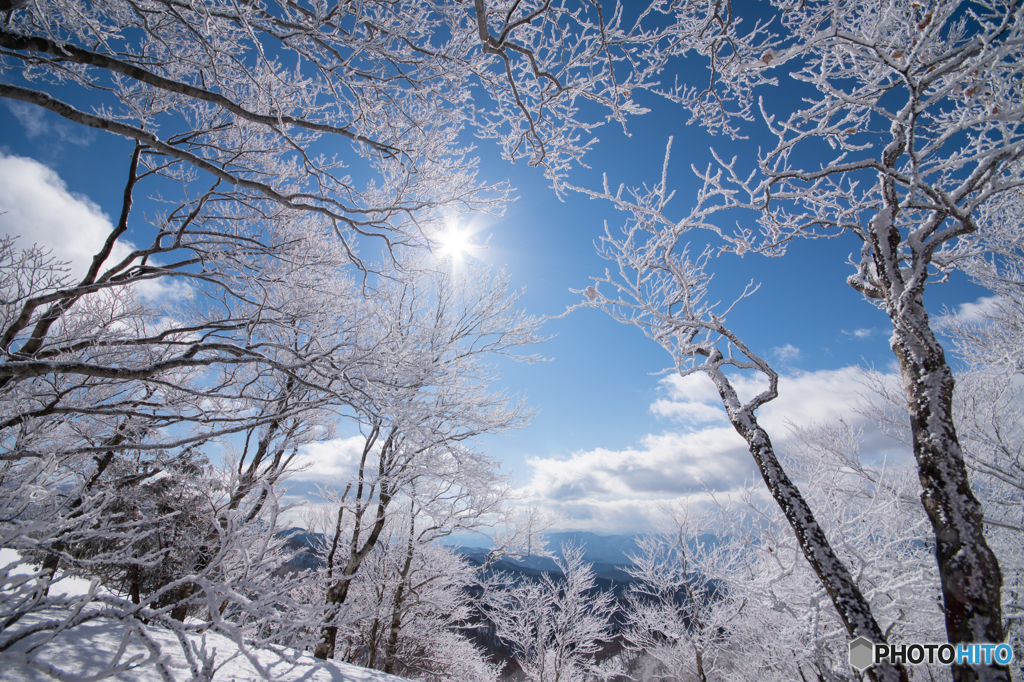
[572,2,1023,680]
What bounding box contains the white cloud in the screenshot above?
[771,343,801,361]
[0,154,121,279]
[660,372,722,404]
[929,295,1002,333]
[518,366,912,532]
[950,296,1001,324]
[290,436,368,482]
[517,488,775,535]
[755,367,885,433]
[529,495,711,535]
[5,101,49,138]
[842,328,875,339]
[0,154,186,301]
[650,398,727,423]
[523,426,751,502]
[4,101,95,146]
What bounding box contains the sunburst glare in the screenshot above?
[436,223,477,262]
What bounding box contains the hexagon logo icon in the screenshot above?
[849,637,874,671]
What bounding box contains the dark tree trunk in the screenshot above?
[367,617,381,669]
[314,575,355,660]
[708,360,908,682]
[890,298,1008,682]
[128,562,141,606]
[169,582,197,622]
[734,419,908,682]
[860,130,1008,681]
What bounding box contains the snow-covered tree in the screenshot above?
[560,242,908,682]
[0,200,547,678]
[487,543,617,682]
[312,260,543,660]
[319,499,499,682]
[619,423,943,682]
[920,257,1024,674]
[0,2,704,680]
[0,155,534,677]
[621,504,744,682]
[571,2,1024,679]
[846,252,1024,678]
[0,0,735,221]
[616,274,1024,682]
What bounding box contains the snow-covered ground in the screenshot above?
[2,549,409,682]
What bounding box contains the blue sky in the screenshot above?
[0,63,993,535]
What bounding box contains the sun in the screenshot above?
[436,225,474,261]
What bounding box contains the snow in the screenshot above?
[1,549,410,682]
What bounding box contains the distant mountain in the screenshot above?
[277,527,325,571]
[279,526,721,583]
[453,530,718,572]
[543,531,643,565]
[452,531,645,588]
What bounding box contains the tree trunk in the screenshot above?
[128,562,141,606]
[313,498,391,659]
[314,426,396,660]
[731,416,908,682]
[367,617,381,669]
[313,576,353,660]
[694,648,708,682]
[169,582,197,622]
[708,359,907,682]
[890,298,1008,682]
[383,508,417,675]
[382,579,406,675]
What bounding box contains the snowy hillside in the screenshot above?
[2,549,410,682]
[5,617,410,682]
